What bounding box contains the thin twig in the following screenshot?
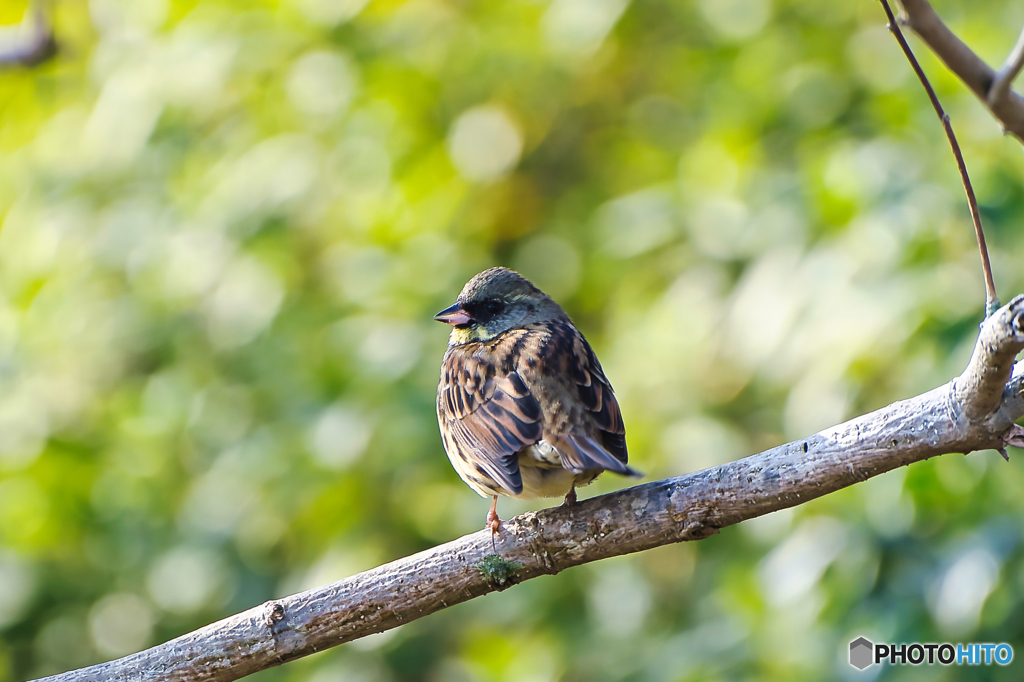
[989,24,1024,108]
[881,0,999,317]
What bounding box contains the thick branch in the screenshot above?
[33,298,1024,682]
[899,0,1024,144]
[955,294,1024,420]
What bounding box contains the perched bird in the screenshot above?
[434,267,640,539]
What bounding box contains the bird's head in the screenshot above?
[434,267,567,345]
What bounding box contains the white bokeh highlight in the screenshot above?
[0,553,36,629]
[543,0,630,59]
[446,106,523,183]
[287,50,359,119]
[309,403,373,470]
[930,547,1000,636]
[205,257,284,349]
[146,545,233,615]
[698,0,772,42]
[88,593,156,657]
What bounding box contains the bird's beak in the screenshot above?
[434,303,473,326]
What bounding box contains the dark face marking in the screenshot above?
[462,298,506,326]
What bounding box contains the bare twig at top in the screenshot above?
[880,0,999,317]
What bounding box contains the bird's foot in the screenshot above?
[562,487,577,508]
[486,495,501,552]
[486,509,502,533]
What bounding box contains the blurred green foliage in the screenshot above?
[2,0,1024,680]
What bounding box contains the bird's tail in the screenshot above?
[550,432,643,478]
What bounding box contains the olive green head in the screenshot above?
[434,267,567,345]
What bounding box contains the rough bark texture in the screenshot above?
[32,296,1024,682]
[900,0,1024,143]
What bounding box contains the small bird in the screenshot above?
[434,267,640,540]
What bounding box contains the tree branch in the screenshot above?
[898,0,1024,144]
[32,296,1024,682]
[956,295,1024,420]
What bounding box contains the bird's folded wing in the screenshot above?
[569,329,631,468]
[440,352,542,495]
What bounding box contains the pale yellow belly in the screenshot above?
[515,442,601,499]
[448,440,602,499]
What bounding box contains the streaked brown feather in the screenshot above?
[438,332,544,496]
[571,332,628,464]
[437,319,636,499]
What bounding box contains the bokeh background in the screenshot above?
[2,0,1024,679]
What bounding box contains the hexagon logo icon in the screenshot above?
[849,637,874,670]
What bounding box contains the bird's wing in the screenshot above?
[570,329,628,464]
[438,336,543,495]
[543,323,639,477]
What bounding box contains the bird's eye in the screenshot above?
[485,301,503,315]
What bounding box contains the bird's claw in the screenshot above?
[486,514,501,552]
[486,511,501,533]
[486,496,501,552]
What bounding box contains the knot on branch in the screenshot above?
[681,521,720,541]
[263,601,285,627]
[1012,308,1024,335]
